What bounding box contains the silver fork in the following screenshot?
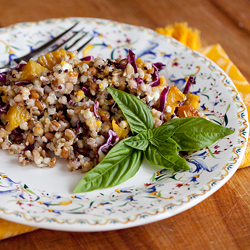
[0,22,94,73]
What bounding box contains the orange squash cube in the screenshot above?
[5,105,32,132]
[21,60,48,81]
[38,48,69,70]
[184,92,200,110]
[178,105,202,118]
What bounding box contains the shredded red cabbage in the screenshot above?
[127,50,138,74]
[114,62,126,70]
[15,81,32,86]
[183,76,196,94]
[82,87,90,97]
[159,86,169,113]
[149,62,166,87]
[0,104,9,114]
[159,86,170,121]
[0,73,6,82]
[23,143,35,152]
[98,130,119,161]
[76,120,80,137]
[80,56,94,61]
[136,77,144,85]
[93,101,101,120]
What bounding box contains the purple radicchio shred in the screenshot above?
[93,101,101,120]
[13,63,26,72]
[183,75,196,94]
[68,99,76,106]
[23,143,35,152]
[159,86,169,121]
[136,77,144,85]
[0,73,6,82]
[159,86,169,113]
[0,104,9,114]
[80,56,94,61]
[82,87,91,97]
[76,120,80,137]
[149,62,166,87]
[15,81,32,86]
[98,130,119,161]
[11,127,23,135]
[66,94,76,106]
[127,49,138,74]
[114,62,126,70]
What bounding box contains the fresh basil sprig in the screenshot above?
[74,88,234,192]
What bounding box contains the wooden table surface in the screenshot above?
[1,0,250,249]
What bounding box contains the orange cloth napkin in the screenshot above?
[1,22,249,240]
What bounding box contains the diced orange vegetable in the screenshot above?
[112,120,129,139]
[5,105,32,132]
[178,105,202,118]
[166,86,186,112]
[20,60,48,81]
[159,76,167,87]
[184,92,200,110]
[38,48,70,70]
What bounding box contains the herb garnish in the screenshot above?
[74,87,234,192]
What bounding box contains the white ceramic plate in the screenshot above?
[0,18,248,232]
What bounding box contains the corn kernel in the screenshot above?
[136,58,143,66]
[99,83,103,89]
[75,90,85,102]
[96,120,102,127]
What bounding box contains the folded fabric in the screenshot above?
[1,22,249,241]
[0,219,37,240]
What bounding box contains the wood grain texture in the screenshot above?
[0,0,250,249]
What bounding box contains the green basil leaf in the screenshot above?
[124,130,153,151]
[149,137,160,148]
[145,138,190,171]
[74,138,143,192]
[153,117,234,151]
[152,123,179,142]
[107,87,153,133]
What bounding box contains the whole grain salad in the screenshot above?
[0,48,233,192]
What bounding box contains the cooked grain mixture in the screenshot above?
[0,49,203,172]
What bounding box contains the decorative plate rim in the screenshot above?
[0,17,248,231]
